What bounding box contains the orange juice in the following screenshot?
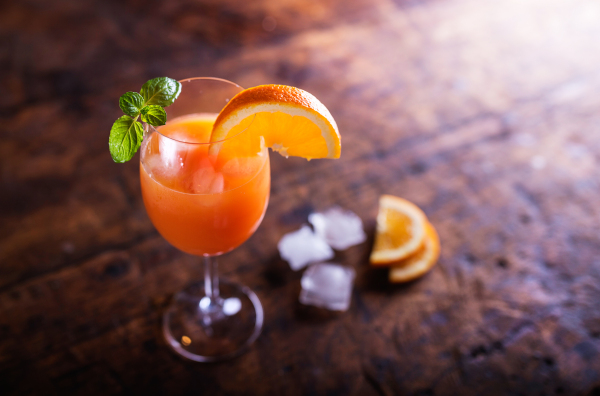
[140,114,270,256]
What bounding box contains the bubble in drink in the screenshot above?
[299,263,355,311]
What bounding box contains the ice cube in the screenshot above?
[159,133,187,169]
[308,207,367,250]
[278,225,334,270]
[221,156,263,179]
[190,159,224,194]
[300,263,355,311]
[143,153,181,181]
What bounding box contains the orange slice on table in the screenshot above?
[389,222,440,283]
[209,85,341,159]
[370,195,427,265]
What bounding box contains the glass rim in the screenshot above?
[147,77,254,146]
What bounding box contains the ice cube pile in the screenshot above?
[142,132,228,194]
[278,207,366,270]
[277,207,365,311]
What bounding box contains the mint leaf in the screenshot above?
[119,92,144,117]
[108,116,144,163]
[140,77,181,107]
[140,105,167,126]
[110,77,181,163]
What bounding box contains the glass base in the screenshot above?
[163,279,263,362]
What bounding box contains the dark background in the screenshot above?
[1,0,600,394]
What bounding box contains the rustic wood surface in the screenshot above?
[2,0,600,394]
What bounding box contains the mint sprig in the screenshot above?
[109,77,181,163]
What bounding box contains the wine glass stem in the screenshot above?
[204,256,220,301]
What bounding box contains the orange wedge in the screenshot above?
[370,195,427,264]
[389,223,440,283]
[209,85,340,159]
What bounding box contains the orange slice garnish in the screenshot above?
[370,195,427,264]
[389,222,440,283]
[209,85,340,159]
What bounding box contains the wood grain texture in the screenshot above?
[2,0,600,394]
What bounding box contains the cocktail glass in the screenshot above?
[139,77,270,362]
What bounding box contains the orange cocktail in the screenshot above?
[139,78,270,363]
[136,77,340,363]
[140,114,270,256]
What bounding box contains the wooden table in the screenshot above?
[2,0,600,394]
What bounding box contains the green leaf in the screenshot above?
[140,77,182,107]
[140,105,167,126]
[119,92,144,117]
[108,116,144,163]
